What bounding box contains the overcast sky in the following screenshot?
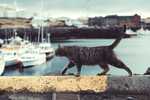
[0,0,149,18]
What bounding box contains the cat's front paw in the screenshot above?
[75,74,80,77]
[68,73,75,75]
[97,73,101,76]
[61,72,66,76]
[97,73,106,76]
[128,74,132,77]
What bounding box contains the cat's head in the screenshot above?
[55,44,67,56]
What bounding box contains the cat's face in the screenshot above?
[55,45,66,56]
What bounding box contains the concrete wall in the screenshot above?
[0,76,150,100]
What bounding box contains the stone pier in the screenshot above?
[0,76,150,100]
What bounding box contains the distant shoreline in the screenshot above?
[0,27,135,42]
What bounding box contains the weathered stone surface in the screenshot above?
[107,76,150,94]
[54,93,79,100]
[80,93,150,100]
[0,76,150,100]
[0,76,107,93]
[0,93,52,100]
[0,76,150,94]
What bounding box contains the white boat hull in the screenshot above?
[20,54,46,67]
[22,58,46,67]
[0,58,5,75]
[38,43,55,59]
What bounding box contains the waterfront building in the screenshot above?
[88,17,104,27]
[118,14,141,28]
[104,15,119,27]
[88,14,141,28]
[46,19,66,27]
[141,17,150,29]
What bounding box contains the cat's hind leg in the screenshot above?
[74,64,82,77]
[97,63,109,76]
[109,58,132,76]
[61,61,75,75]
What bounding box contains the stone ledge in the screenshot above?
[0,76,107,93]
[0,76,150,94]
[107,75,150,95]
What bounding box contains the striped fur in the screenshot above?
[55,36,132,76]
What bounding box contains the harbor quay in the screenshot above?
[0,76,150,100]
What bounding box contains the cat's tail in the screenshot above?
[109,25,126,49]
[109,35,124,49]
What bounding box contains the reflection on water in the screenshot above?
[4,31,150,76]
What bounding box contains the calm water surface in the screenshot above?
[4,31,150,76]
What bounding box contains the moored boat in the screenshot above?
[19,48,46,67]
[38,42,54,60]
[0,47,21,67]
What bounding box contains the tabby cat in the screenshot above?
[55,33,132,76]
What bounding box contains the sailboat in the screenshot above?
[8,33,46,68]
[0,1,47,69]
[38,33,54,60]
[2,30,46,68]
[36,0,55,60]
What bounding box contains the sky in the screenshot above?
[0,0,150,19]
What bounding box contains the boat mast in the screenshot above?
[41,0,44,43]
[38,26,40,43]
[38,0,44,43]
[47,33,50,43]
[13,0,17,39]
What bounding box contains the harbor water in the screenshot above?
[3,31,150,76]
